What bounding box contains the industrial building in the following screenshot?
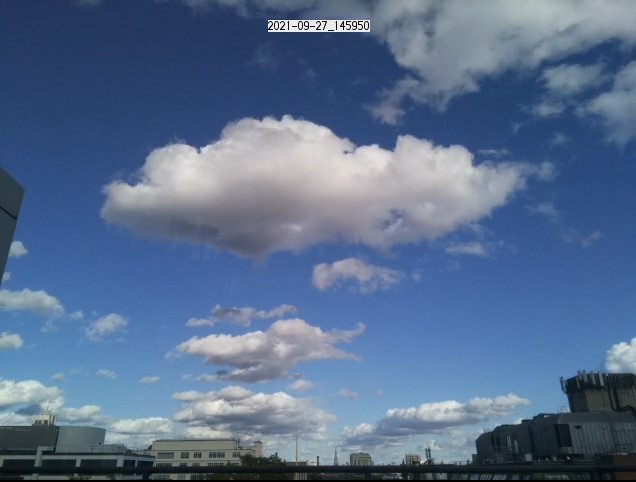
[475,372,636,464]
[561,371,636,413]
[0,167,24,283]
[0,415,154,480]
[349,452,373,466]
[149,438,262,480]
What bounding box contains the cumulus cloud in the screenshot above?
[0,379,63,410]
[184,1,636,124]
[606,338,636,373]
[173,385,335,438]
[175,318,364,382]
[51,373,65,382]
[312,258,403,293]
[342,394,530,449]
[337,389,358,400]
[1,272,10,283]
[288,379,314,392]
[85,313,128,342]
[110,417,173,434]
[0,288,65,318]
[586,61,636,145]
[541,63,607,97]
[364,1,636,120]
[187,303,297,328]
[102,116,548,258]
[8,241,28,258]
[0,332,23,350]
[58,405,104,424]
[139,376,160,384]
[96,369,117,380]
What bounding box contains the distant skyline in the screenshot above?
[2,0,636,464]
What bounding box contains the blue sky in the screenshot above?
[2,0,636,464]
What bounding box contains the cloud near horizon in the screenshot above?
[342,393,530,449]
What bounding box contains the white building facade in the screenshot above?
[149,438,262,480]
[349,452,373,466]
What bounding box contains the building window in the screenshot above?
[157,452,175,459]
[232,451,241,458]
[193,463,200,467]
[555,424,573,448]
[180,463,188,467]
[156,463,172,468]
[193,452,202,459]
[181,452,190,459]
[208,462,225,467]
[178,475,186,481]
[209,452,225,459]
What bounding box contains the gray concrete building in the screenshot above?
[0,167,25,283]
[561,371,636,413]
[349,452,373,466]
[475,372,636,464]
[0,415,154,480]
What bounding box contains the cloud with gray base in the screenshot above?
[173,385,335,438]
[342,393,530,449]
[0,288,65,318]
[186,303,297,328]
[312,258,403,293]
[0,332,23,351]
[8,241,28,258]
[102,116,550,258]
[175,318,364,382]
[605,338,636,373]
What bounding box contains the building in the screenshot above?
[149,438,262,480]
[475,372,636,464]
[0,167,24,283]
[404,454,421,466]
[561,371,636,413]
[0,415,154,480]
[349,452,373,466]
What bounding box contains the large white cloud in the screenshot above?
[586,61,636,145]
[0,379,63,410]
[85,313,128,342]
[180,1,636,124]
[175,318,364,382]
[605,337,636,373]
[187,303,297,328]
[102,116,547,258]
[173,385,335,438]
[0,332,23,350]
[312,258,403,293]
[0,288,65,318]
[342,393,530,449]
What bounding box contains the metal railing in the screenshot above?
[1,463,636,479]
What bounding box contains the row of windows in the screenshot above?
[158,451,243,460]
